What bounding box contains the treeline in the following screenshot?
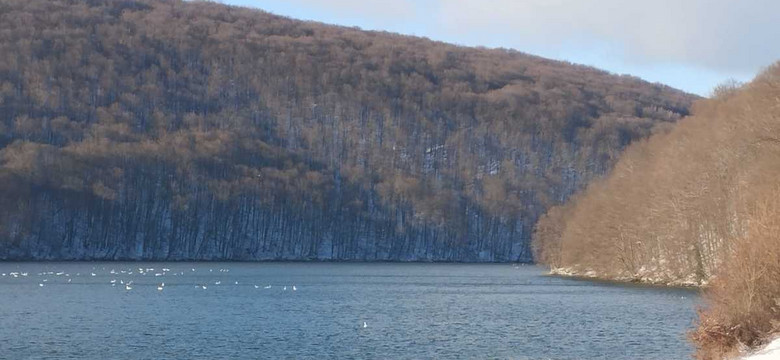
[533,64,780,358]
[0,0,694,261]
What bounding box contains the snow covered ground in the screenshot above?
[742,338,780,360]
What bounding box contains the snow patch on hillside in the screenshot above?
[742,338,780,360]
[549,267,705,287]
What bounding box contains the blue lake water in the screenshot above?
[0,262,698,359]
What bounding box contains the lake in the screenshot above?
[0,262,698,359]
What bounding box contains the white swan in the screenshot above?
[264,285,272,289]
[292,286,297,291]
[363,322,368,328]
[125,284,132,290]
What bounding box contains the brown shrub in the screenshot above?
[691,198,780,359]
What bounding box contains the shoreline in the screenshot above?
[547,267,706,290]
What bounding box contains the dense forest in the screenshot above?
[0,0,695,261]
[533,65,780,358]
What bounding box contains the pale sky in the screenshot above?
[225,0,780,96]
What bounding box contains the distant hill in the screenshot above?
[0,0,695,261]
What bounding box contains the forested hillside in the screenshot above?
[532,65,780,358]
[0,0,695,261]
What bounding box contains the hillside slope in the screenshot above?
[0,0,695,261]
[532,65,780,358]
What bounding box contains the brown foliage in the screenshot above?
[0,0,694,252]
[533,63,780,356]
[691,198,780,359]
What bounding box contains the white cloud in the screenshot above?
[434,0,780,73]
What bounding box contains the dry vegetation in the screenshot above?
[533,64,780,357]
[0,0,694,260]
[691,197,780,359]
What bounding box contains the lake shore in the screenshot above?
[548,267,706,288]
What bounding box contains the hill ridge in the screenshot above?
[0,0,695,261]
